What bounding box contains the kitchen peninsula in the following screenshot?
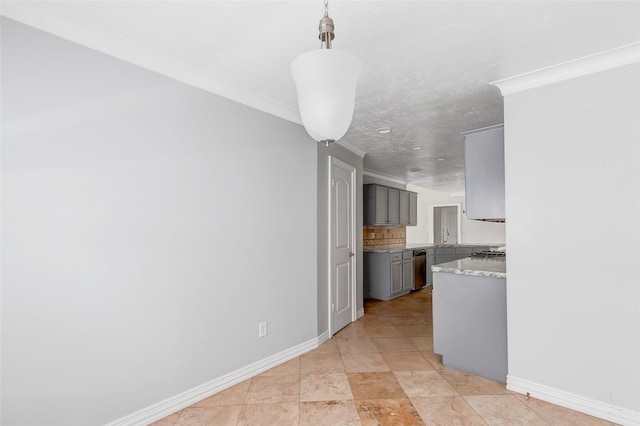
[432,257,507,383]
[363,244,501,301]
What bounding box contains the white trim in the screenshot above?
[335,140,367,158]
[363,169,408,186]
[356,308,365,319]
[0,1,302,125]
[507,375,640,426]
[491,42,640,96]
[329,157,358,335]
[105,334,325,426]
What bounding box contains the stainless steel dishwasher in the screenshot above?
[413,249,426,290]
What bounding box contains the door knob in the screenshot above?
[349,252,355,257]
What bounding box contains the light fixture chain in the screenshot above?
[324,0,329,17]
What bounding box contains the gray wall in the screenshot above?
[1,18,317,425]
[317,144,364,335]
[503,62,639,414]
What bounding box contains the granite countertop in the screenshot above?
[364,243,503,253]
[431,257,506,279]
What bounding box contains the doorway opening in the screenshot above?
[432,203,462,244]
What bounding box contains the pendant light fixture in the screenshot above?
[291,0,361,147]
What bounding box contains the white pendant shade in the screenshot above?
[291,49,361,143]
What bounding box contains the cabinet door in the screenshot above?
[403,259,414,291]
[408,192,418,226]
[387,188,400,225]
[426,255,435,285]
[435,255,455,265]
[375,185,388,224]
[399,190,409,225]
[391,261,403,295]
[464,125,505,220]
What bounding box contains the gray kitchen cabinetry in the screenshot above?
[402,250,414,291]
[435,247,455,265]
[364,250,413,301]
[364,184,418,226]
[425,248,435,285]
[454,247,474,260]
[387,188,400,225]
[408,192,418,225]
[463,124,505,221]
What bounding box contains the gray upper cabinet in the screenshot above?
[365,184,418,226]
[387,188,400,225]
[463,124,505,221]
[408,192,418,225]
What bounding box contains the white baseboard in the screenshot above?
[356,308,365,319]
[105,334,326,426]
[507,375,640,426]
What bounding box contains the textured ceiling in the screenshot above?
[3,1,639,193]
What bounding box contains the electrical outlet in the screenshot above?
[258,321,268,338]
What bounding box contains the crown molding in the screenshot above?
[491,42,640,96]
[363,169,408,186]
[0,1,302,125]
[335,140,367,158]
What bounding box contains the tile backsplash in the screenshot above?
[363,226,407,247]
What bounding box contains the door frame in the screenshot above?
[430,203,462,244]
[328,156,357,337]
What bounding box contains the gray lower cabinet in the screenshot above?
[402,250,414,291]
[425,248,435,285]
[435,247,455,265]
[364,250,413,301]
[454,247,474,260]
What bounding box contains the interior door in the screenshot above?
[442,206,459,244]
[331,158,356,335]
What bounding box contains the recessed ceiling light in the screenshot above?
[410,145,422,150]
[437,157,446,161]
[376,127,391,134]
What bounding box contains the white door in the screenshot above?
[330,158,356,335]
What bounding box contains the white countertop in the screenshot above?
[432,257,506,279]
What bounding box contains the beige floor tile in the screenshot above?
[337,336,379,354]
[192,380,250,407]
[237,402,299,426]
[364,325,403,337]
[300,351,345,375]
[439,368,510,395]
[335,323,370,339]
[244,374,299,404]
[359,314,393,327]
[410,396,487,425]
[174,406,242,426]
[464,394,547,425]
[347,371,408,400]
[513,393,616,425]
[396,325,433,337]
[300,373,354,402]
[394,370,458,397]
[356,398,425,426]
[388,316,429,326]
[314,338,340,353]
[408,336,434,351]
[258,357,300,376]
[149,410,182,426]
[341,351,390,372]
[372,337,417,352]
[421,351,446,370]
[382,352,435,371]
[299,400,361,426]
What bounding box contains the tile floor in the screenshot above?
[151,287,616,425]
